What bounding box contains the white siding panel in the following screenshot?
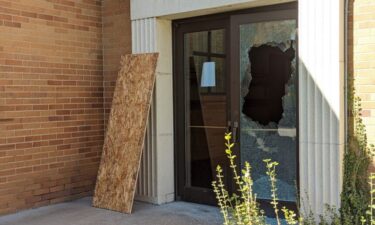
[132,18,158,204]
[299,0,345,216]
[132,18,175,205]
[132,18,157,53]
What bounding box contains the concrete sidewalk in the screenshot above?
[0,197,223,225]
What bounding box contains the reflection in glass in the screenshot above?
[184,30,227,189]
[211,29,225,54]
[201,62,216,87]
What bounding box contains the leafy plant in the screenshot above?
[263,159,281,224]
[212,133,266,225]
[212,133,302,225]
[213,133,374,225]
[360,172,375,225]
[369,173,375,225]
[340,78,372,225]
[213,77,373,225]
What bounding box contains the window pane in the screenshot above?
[211,29,225,54]
[183,31,228,189]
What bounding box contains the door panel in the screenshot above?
[180,27,229,204]
[174,4,298,212]
[239,20,297,201]
[230,9,298,211]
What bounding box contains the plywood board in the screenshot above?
[93,53,158,213]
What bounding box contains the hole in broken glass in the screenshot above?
[242,43,295,126]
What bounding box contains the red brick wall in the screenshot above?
[102,0,132,129]
[0,0,104,214]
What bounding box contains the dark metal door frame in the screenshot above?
[173,16,231,205]
[173,2,299,213]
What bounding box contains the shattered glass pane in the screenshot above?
[239,20,297,201]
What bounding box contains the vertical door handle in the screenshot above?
[226,121,232,133]
[232,121,238,143]
[227,121,238,143]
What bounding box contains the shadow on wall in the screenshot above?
[298,59,341,217]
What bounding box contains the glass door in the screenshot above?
[174,18,231,205]
[174,4,298,211]
[230,9,298,212]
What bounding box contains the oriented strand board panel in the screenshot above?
[93,53,158,213]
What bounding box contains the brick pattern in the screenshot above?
[0,0,104,214]
[350,0,375,146]
[102,0,132,130]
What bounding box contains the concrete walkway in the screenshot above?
[0,197,223,225]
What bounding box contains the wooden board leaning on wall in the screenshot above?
[93,53,159,214]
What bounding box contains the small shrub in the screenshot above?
[341,78,372,225]
[212,133,299,225]
[212,133,374,225]
[361,172,375,225]
[212,133,266,225]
